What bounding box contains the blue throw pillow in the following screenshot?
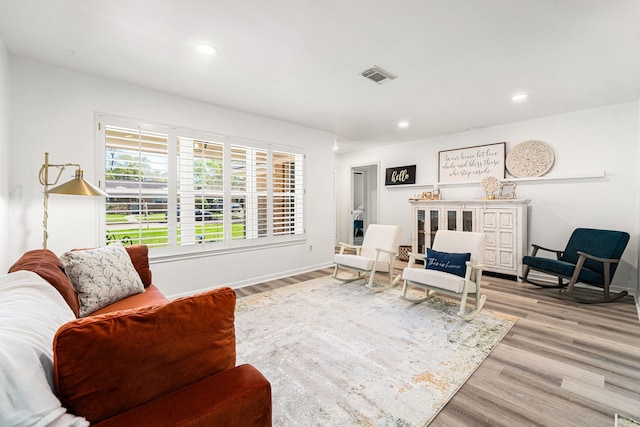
[425,249,471,278]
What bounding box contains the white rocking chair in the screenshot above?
[401,230,486,320]
[333,224,401,292]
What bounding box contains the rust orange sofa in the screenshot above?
[5,246,272,427]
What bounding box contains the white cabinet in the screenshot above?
[410,199,529,278]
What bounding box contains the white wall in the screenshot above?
[337,102,640,294]
[636,97,640,308]
[0,37,8,272]
[8,57,336,296]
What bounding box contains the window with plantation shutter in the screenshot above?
[99,115,305,256]
[104,125,169,248]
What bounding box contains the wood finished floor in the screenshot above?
[235,261,640,426]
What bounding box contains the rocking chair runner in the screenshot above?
[333,224,401,292]
[521,228,630,303]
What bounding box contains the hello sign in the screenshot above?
[385,165,416,186]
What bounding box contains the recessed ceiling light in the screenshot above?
[197,44,217,55]
[512,93,529,102]
[398,121,410,129]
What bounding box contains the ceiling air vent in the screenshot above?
[361,66,397,85]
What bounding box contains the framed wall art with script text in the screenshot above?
[438,142,505,184]
[385,165,416,186]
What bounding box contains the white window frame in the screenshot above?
[96,113,306,259]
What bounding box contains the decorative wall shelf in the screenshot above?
[502,170,606,183]
[387,170,606,189]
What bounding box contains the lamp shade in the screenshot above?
[47,169,108,196]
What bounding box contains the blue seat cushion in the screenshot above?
[523,255,604,287]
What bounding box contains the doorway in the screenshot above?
[351,164,378,245]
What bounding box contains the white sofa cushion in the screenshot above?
[0,270,89,427]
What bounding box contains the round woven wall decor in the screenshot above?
[506,140,555,177]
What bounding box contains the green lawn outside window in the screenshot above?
[106,223,245,247]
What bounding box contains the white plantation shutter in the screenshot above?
[177,137,224,246]
[230,145,269,241]
[273,150,304,236]
[100,116,305,254]
[104,125,169,248]
[254,150,269,239]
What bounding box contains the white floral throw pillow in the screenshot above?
[60,244,144,317]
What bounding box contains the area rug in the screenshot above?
[235,276,517,426]
[617,414,640,427]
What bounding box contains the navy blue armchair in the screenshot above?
[521,228,630,303]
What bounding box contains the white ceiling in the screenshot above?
[1,0,639,152]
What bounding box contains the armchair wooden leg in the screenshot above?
[519,271,569,288]
[521,246,569,288]
[560,289,628,303]
[400,281,433,303]
[458,294,486,321]
[458,280,486,321]
[333,265,363,283]
[560,273,629,303]
[366,270,395,292]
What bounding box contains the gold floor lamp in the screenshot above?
[39,152,108,250]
